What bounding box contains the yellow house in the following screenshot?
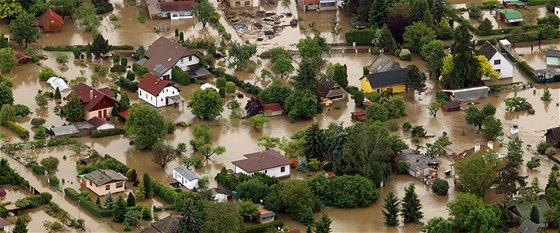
[360,68,407,93]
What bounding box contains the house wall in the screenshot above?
[326,88,348,102]
[42,18,63,33]
[234,165,291,178]
[264,110,283,116]
[483,53,514,80]
[168,11,194,19]
[360,78,406,93]
[85,106,113,120]
[173,170,199,190]
[319,0,337,11]
[229,0,254,7]
[164,55,201,80]
[138,86,179,108]
[214,193,228,202]
[556,7,560,18]
[83,179,125,196]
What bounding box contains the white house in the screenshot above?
[138,73,182,107]
[477,41,513,80]
[173,166,199,190]
[232,150,291,178]
[136,37,211,80]
[81,169,128,196]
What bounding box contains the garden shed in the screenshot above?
[50,125,79,138]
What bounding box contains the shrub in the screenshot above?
[325,175,378,208]
[546,147,556,156]
[323,163,333,172]
[396,161,409,174]
[345,29,376,44]
[537,141,550,155]
[31,118,46,128]
[132,63,148,76]
[117,77,138,92]
[13,104,31,117]
[111,65,127,73]
[402,122,412,131]
[6,121,29,139]
[39,66,56,81]
[94,1,113,14]
[399,49,411,61]
[90,129,124,138]
[65,188,112,217]
[431,179,449,195]
[244,220,284,233]
[32,164,46,175]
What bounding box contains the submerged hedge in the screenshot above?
[43,45,134,52]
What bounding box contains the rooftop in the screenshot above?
[138,73,176,96]
[139,37,194,77]
[232,150,291,173]
[140,215,181,233]
[367,54,401,73]
[477,41,499,61]
[173,166,199,181]
[33,8,64,27]
[498,9,523,20]
[84,169,127,186]
[364,68,406,89]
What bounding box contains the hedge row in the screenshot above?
[65,187,113,218]
[117,77,138,92]
[345,29,376,44]
[5,121,29,139]
[43,45,134,52]
[90,129,124,138]
[244,220,284,233]
[15,192,52,210]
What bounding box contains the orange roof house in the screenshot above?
[33,8,64,33]
[15,51,31,65]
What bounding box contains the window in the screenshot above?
[245,1,250,5]
[495,69,501,73]
[281,166,285,172]
[89,180,92,186]
[235,1,241,6]
[264,170,267,174]
[189,56,192,61]
[116,182,124,188]
[105,185,110,190]
[494,59,501,65]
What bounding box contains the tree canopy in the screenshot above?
[124,104,167,149]
[455,151,502,197]
[10,11,41,48]
[187,89,224,119]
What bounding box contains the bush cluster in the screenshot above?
[65,188,112,217]
[117,77,138,92]
[94,2,114,14]
[345,29,376,44]
[6,121,29,139]
[244,220,284,233]
[90,129,124,138]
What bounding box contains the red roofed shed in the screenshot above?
[33,8,64,33]
[15,51,31,65]
[262,103,284,116]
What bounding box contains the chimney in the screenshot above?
[474,143,481,153]
[90,90,93,100]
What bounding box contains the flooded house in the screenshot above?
[545,127,560,148]
[318,76,348,104]
[508,199,550,227]
[297,0,337,12]
[440,86,490,101]
[546,50,560,67]
[451,141,495,162]
[397,149,438,184]
[138,73,182,107]
[65,83,119,120]
[72,121,95,137]
[49,125,79,139]
[136,37,211,81]
[172,166,199,190]
[350,110,366,121]
[360,68,407,94]
[211,188,233,202]
[496,9,523,25]
[146,0,197,20]
[532,68,560,83]
[256,205,276,224]
[81,169,128,196]
[262,103,284,116]
[224,0,260,8]
[0,218,11,232]
[366,53,401,74]
[442,100,461,112]
[140,215,181,233]
[86,116,116,130]
[232,150,291,178]
[15,51,31,65]
[502,0,525,8]
[33,8,64,33]
[477,41,513,80]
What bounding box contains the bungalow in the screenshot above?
[15,51,31,65]
[477,41,513,80]
[87,116,116,130]
[545,127,560,148]
[397,149,438,182]
[360,68,407,93]
[232,150,291,178]
[318,76,348,102]
[546,50,560,67]
[263,103,284,116]
[136,37,210,80]
[0,218,11,232]
[138,73,182,108]
[65,83,119,120]
[367,53,401,74]
[33,8,64,33]
[140,215,181,233]
[508,199,550,227]
[172,166,199,190]
[256,205,276,224]
[147,0,197,20]
[81,169,127,196]
[503,0,525,8]
[226,0,260,8]
[50,125,79,138]
[442,100,460,112]
[211,188,233,202]
[497,9,523,24]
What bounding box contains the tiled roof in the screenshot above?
[232,150,291,173]
[141,37,193,77]
[15,51,30,61]
[477,41,498,61]
[367,54,401,73]
[138,73,176,96]
[263,103,283,112]
[318,76,338,98]
[87,116,114,128]
[84,169,127,186]
[140,215,181,233]
[33,8,64,27]
[498,9,523,20]
[303,0,320,4]
[159,1,196,12]
[65,83,118,112]
[364,68,406,89]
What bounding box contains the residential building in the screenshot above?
[86,117,116,130]
[451,141,495,162]
[172,166,199,190]
[477,41,514,80]
[397,149,438,182]
[545,127,560,148]
[65,83,119,120]
[508,200,550,227]
[33,8,64,32]
[503,0,525,8]
[211,188,233,202]
[256,205,276,224]
[518,219,541,233]
[263,103,284,116]
[318,76,348,102]
[298,0,337,12]
[136,37,211,80]
[147,0,197,19]
[367,54,401,74]
[15,51,31,65]
[533,68,560,83]
[497,9,523,24]
[227,0,260,8]
[140,215,181,233]
[351,110,366,121]
[73,121,95,137]
[232,150,291,178]
[0,218,11,232]
[547,50,560,66]
[360,68,407,93]
[81,169,127,196]
[138,73,182,107]
[442,100,461,112]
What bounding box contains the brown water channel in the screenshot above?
[0,0,559,231]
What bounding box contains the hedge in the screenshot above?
[94,1,113,14]
[110,65,127,73]
[132,63,148,77]
[117,77,138,92]
[90,129,124,138]
[345,29,376,44]
[65,188,113,218]
[5,121,29,139]
[527,0,546,5]
[223,74,261,96]
[244,220,284,233]
[453,14,541,36]
[43,45,134,52]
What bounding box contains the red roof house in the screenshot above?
[138,73,181,107]
[65,83,119,120]
[15,51,31,65]
[33,8,64,33]
[262,103,284,116]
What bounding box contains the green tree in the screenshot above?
[124,104,167,149]
[314,213,332,233]
[40,156,59,173]
[228,43,257,70]
[428,101,440,118]
[239,200,258,220]
[478,18,493,32]
[482,116,503,140]
[304,123,326,161]
[258,80,291,105]
[257,135,281,150]
[126,192,135,207]
[152,142,179,168]
[105,193,114,209]
[401,184,423,223]
[54,87,61,100]
[13,217,28,233]
[443,24,480,89]
[376,25,397,54]
[278,180,316,225]
[403,22,436,52]
[382,192,400,226]
[64,95,85,121]
[296,36,324,60]
[447,193,484,231]
[354,91,365,106]
[0,48,17,72]
[10,11,41,48]
[187,89,224,120]
[135,179,145,200]
[0,83,13,107]
[113,195,127,222]
[327,63,348,88]
[366,102,388,122]
[89,34,110,59]
[465,104,496,130]
[119,92,130,111]
[0,104,15,125]
[293,57,320,92]
[431,179,449,195]
[216,77,226,89]
[421,40,446,78]
[0,0,23,19]
[537,25,557,48]
[143,173,153,198]
[49,0,77,18]
[422,217,452,233]
[74,4,101,34]
[198,144,225,162]
[542,87,552,101]
[247,114,269,130]
[530,205,540,223]
[271,54,294,78]
[435,19,453,40]
[176,198,203,233]
[237,178,270,203]
[202,201,244,233]
[284,89,318,121]
[403,64,426,93]
[192,0,215,27]
[431,0,447,23]
[225,81,235,94]
[455,151,501,197]
[468,4,482,20]
[465,206,500,232]
[368,0,388,28]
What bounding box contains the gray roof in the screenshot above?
[73,121,94,130]
[50,125,79,136]
[318,76,339,98]
[140,215,181,233]
[232,150,291,173]
[397,149,438,171]
[445,100,460,109]
[364,68,406,89]
[518,219,540,233]
[547,50,560,58]
[173,166,199,181]
[84,169,128,186]
[513,199,550,224]
[477,41,498,61]
[187,64,211,78]
[367,54,401,73]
